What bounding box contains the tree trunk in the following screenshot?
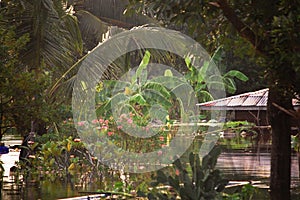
[268,86,292,200]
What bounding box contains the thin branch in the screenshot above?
[211,0,265,55]
[272,102,300,120]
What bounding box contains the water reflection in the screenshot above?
[2,180,86,200]
[1,133,300,199]
[217,151,300,187]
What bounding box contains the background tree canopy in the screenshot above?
[0,0,82,137]
[1,0,299,199]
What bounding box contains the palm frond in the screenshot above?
[75,10,110,49]
[6,0,82,74]
[52,26,198,102]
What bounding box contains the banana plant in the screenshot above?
[146,146,228,200]
[95,50,191,126]
[185,46,248,103]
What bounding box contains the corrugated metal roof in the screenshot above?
[256,90,268,106]
[215,99,230,106]
[227,96,248,106]
[197,88,299,110]
[242,89,268,106]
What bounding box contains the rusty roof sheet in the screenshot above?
[256,90,269,106]
[197,88,299,110]
[227,96,248,106]
[243,89,268,106]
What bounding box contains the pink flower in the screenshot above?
[99,118,104,123]
[105,120,109,125]
[107,131,114,136]
[120,114,127,119]
[159,136,165,141]
[157,150,163,156]
[175,169,180,176]
[77,121,85,126]
[127,118,133,124]
[90,119,97,124]
[102,126,108,130]
[117,125,122,130]
[92,119,98,124]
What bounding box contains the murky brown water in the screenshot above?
[1,135,300,199]
[217,151,300,187]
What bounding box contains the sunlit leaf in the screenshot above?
[224,70,249,82]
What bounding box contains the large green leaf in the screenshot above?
[206,81,225,91]
[142,81,171,98]
[223,77,237,94]
[109,80,131,93]
[110,92,129,105]
[184,56,193,70]
[132,50,150,84]
[118,103,138,116]
[149,104,168,123]
[196,90,214,103]
[199,61,210,79]
[224,70,249,81]
[151,76,185,89]
[171,82,195,109]
[210,46,223,64]
[129,93,147,105]
[142,89,172,108]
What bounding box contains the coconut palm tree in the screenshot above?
[1,0,83,136]
[48,0,161,99]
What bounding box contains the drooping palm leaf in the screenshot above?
[75,10,111,49]
[51,26,190,101]
[12,0,82,73]
[2,0,83,105]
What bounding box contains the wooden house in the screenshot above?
[197,88,300,128]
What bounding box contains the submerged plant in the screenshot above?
[145,146,228,200]
[223,183,259,200]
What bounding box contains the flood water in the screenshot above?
[1,135,300,199]
[217,151,300,187]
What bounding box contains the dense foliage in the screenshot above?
[1,0,299,199]
[127,0,300,95]
[127,0,300,199]
[148,146,228,200]
[0,0,82,138]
